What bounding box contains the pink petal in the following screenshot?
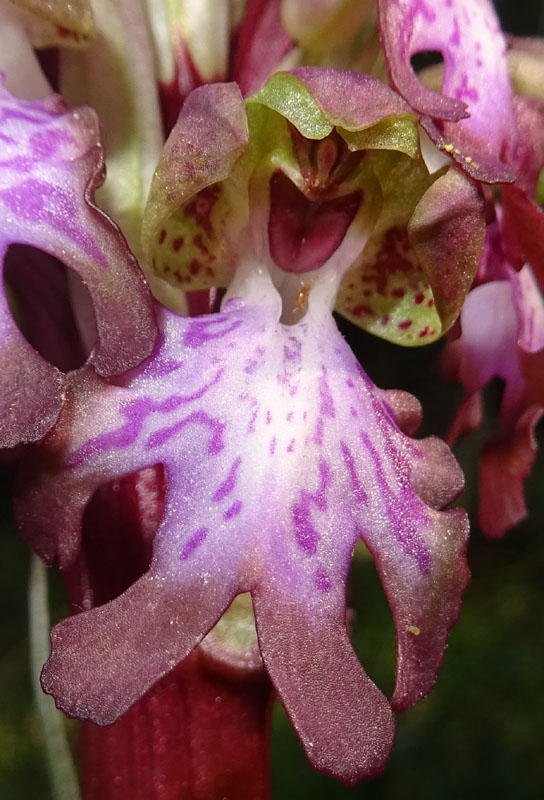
[378,0,517,182]
[0,83,156,447]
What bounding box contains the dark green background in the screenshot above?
[1,1,544,797]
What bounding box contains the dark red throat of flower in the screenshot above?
[268,170,361,274]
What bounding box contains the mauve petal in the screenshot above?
[378,0,517,182]
[41,569,239,724]
[0,315,64,448]
[142,82,249,292]
[253,587,395,784]
[478,407,543,539]
[442,264,544,537]
[232,0,295,97]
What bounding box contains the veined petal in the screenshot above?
[378,0,517,183]
[0,83,156,447]
[18,275,468,783]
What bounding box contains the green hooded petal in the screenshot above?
[142,82,249,291]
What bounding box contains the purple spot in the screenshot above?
[244,358,259,375]
[448,16,460,46]
[266,410,272,424]
[313,416,324,445]
[292,505,320,554]
[346,378,354,388]
[318,367,335,418]
[68,397,155,467]
[247,408,258,434]
[287,438,296,453]
[286,411,294,422]
[181,527,208,560]
[283,336,302,363]
[315,566,332,593]
[224,501,242,520]
[212,457,241,502]
[269,437,277,455]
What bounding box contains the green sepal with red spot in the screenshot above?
[336,161,485,346]
[142,82,250,291]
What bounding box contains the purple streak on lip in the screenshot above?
[181,527,208,560]
[292,458,332,554]
[340,441,368,504]
[68,373,225,467]
[223,501,242,520]
[183,316,244,347]
[360,431,431,573]
[146,411,225,454]
[0,180,107,267]
[212,457,242,502]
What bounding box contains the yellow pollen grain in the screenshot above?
[408,625,421,636]
[464,156,473,164]
[444,143,454,152]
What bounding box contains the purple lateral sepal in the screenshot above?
[17,290,468,784]
[0,82,156,448]
[378,0,517,183]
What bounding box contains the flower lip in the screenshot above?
[19,274,469,783]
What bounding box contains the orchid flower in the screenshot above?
[2,0,542,796]
[13,70,478,786]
